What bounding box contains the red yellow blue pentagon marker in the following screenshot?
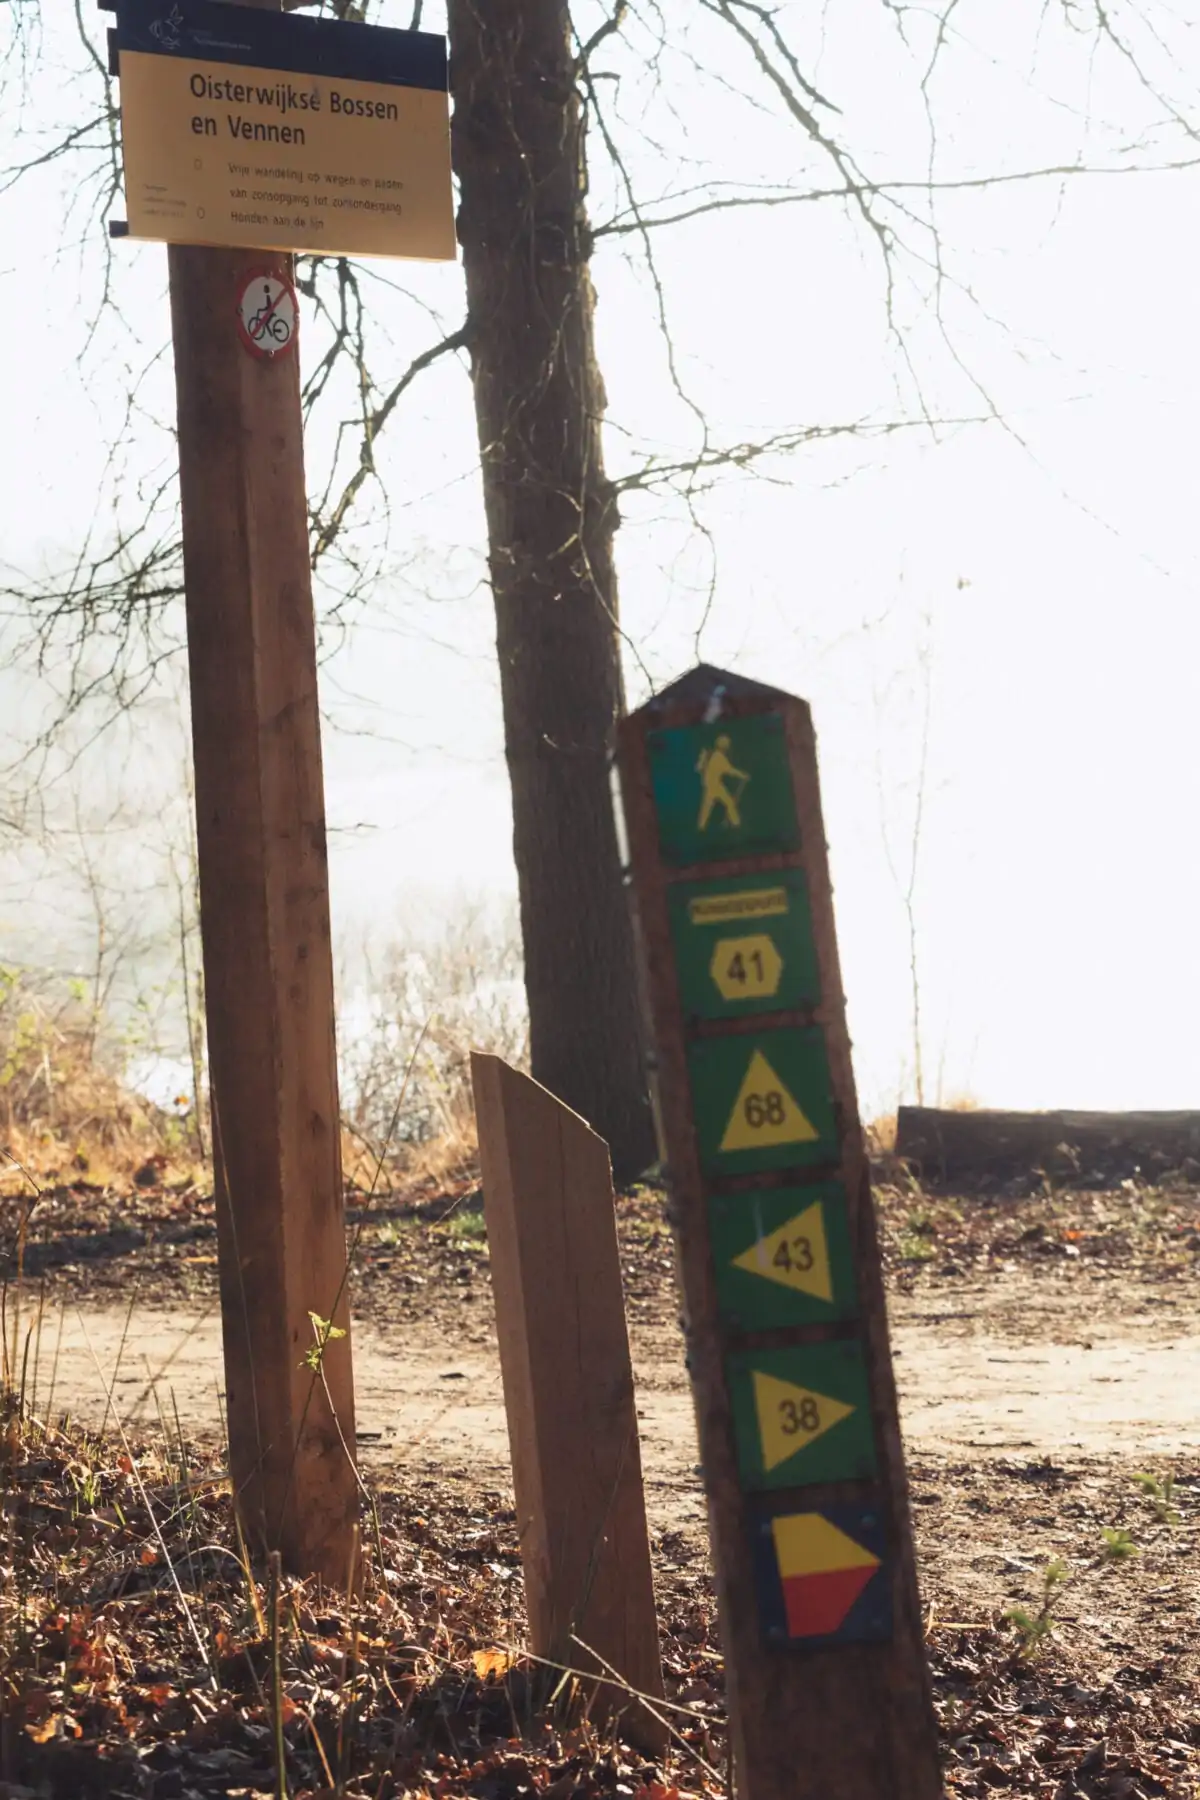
[708,1183,859,1329]
[750,1505,892,1646]
[727,1342,877,1488]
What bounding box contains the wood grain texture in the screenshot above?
[897,1106,1200,1184]
[168,190,356,1579]
[447,0,656,1181]
[471,1054,665,1750]
[616,671,944,1800]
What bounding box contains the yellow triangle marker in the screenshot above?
[719,1048,819,1152]
[753,1370,856,1472]
[732,1200,832,1302]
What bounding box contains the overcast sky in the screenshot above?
[2,0,1198,1118]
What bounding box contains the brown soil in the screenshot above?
[6,1171,1200,1793]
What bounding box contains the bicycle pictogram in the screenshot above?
[236,272,299,361]
[248,287,291,345]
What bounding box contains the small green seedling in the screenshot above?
[446,1211,487,1242]
[1100,1526,1139,1562]
[1003,1555,1070,1657]
[301,1311,346,1373]
[1133,1470,1180,1525]
[895,1229,937,1263]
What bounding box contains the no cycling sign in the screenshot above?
[236,269,297,359]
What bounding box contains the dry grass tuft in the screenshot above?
[865,1112,898,1156]
[339,907,525,1195]
[0,968,202,1197]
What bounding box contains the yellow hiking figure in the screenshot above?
[696,734,750,830]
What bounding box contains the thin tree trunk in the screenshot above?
[448,0,655,1181]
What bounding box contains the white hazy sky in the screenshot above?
[1,0,1198,1118]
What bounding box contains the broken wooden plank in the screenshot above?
[471,1053,665,1750]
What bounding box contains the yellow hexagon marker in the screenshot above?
[753,1370,857,1471]
[708,933,784,1003]
[731,1199,833,1302]
[718,1049,819,1153]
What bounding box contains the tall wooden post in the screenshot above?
[167,0,356,1580]
[616,665,943,1800]
[471,1054,665,1751]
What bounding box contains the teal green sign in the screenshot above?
[687,1028,837,1176]
[667,870,819,1021]
[728,1341,876,1491]
[709,1182,858,1330]
[649,713,799,866]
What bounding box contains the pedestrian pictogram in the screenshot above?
[688,1029,838,1175]
[720,1048,816,1151]
[751,1508,891,1644]
[236,271,298,360]
[710,933,783,1002]
[648,712,799,865]
[709,1184,859,1329]
[732,1197,830,1298]
[696,734,750,830]
[728,1342,876,1488]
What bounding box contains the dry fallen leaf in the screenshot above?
[472,1647,512,1680]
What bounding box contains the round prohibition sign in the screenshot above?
[236,270,299,360]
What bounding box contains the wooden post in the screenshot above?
[167,0,356,1581]
[616,666,943,1800]
[471,1053,665,1750]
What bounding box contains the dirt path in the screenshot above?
[35,1267,1200,1533]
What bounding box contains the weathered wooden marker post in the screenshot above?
[616,666,943,1800]
[105,0,455,1577]
[471,1054,665,1749]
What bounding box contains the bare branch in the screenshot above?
[309,321,471,565]
[576,0,630,72]
[612,414,987,498]
[594,149,1200,236]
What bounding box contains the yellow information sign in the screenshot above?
[731,1198,833,1301]
[114,0,455,261]
[719,1049,819,1153]
[753,1371,855,1472]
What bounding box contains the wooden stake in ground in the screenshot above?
[616,666,943,1800]
[471,1054,665,1750]
[167,0,356,1580]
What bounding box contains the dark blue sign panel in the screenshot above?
[749,1503,892,1649]
[114,0,446,90]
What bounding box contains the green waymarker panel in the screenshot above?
[728,1341,877,1491]
[667,870,820,1022]
[709,1182,858,1330]
[649,713,799,866]
[687,1027,838,1176]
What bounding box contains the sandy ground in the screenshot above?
[34,1265,1200,1535]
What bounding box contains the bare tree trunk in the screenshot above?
[448,0,655,1181]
